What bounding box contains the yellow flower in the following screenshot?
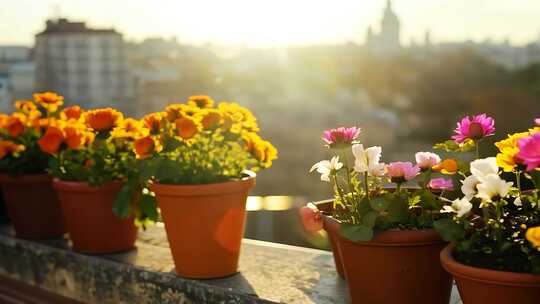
[526,226,540,248]
[243,132,278,168]
[143,112,165,134]
[175,116,201,140]
[218,102,259,132]
[60,105,83,121]
[110,118,148,140]
[0,140,25,159]
[15,100,37,113]
[84,108,123,132]
[33,92,64,113]
[187,95,214,108]
[495,130,540,172]
[197,109,222,130]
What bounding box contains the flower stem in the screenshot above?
[364,172,369,200]
[475,141,480,159]
[516,171,522,197]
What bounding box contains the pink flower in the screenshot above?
[517,132,540,171]
[428,178,454,191]
[415,152,441,170]
[299,203,323,233]
[535,118,540,126]
[322,127,361,147]
[386,161,420,183]
[452,113,495,143]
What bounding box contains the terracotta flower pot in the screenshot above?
[316,200,346,279]
[150,172,256,279]
[53,179,137,254]
[338,229,452,304]
[0,174,65,239]
[441,244,540,304]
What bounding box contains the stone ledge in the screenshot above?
[0,224,347,303]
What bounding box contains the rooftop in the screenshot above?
[36,18,119,36]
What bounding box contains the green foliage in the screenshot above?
[434,218,465,242]
[340,223,373,242]
[433,139,475,153]
[0,130,49,176]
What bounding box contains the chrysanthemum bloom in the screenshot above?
[322,127,361,148]
[133,136,156,159]
[143,112,164,134]
[175,116,200,140]
[0,140,25,159]
[61,106,82,121]
[526,226,540,248]
[14,100,37,113]
[38,126,65,154]
[415,152,441,171]
[84,108,123,132]
[6,115,25,138]
[187,95,214,108]
[199,110,222,130]
[252,139,278,169]
[299,203,323,233]
[452,113,495,143]
[386,161,420,184]
[428,178,454,191]
[432,159,458,175]
[33,92,64,113]
[517,132,540,171]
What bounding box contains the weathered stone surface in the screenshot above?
[0,224,462,303]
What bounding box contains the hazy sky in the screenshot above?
[1,0,540,47]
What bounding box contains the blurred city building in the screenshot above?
[34,19,133,112]
[365,0,401,56]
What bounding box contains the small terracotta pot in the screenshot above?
[441,244,540,304]
[53,179,137,254]
[150,172,256,279]
[316,200,346,279]
[339,229,452,304]
[0,174,65,239]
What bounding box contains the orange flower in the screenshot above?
[6,115,25,138]
[14,100,37,113]
[187,95,214,108]
[84,108,123,132]
[175,117,200,140]
[133,136,156,159]
[110,118,147,140]
[200,110,222,129]
[33,92,64,112]
[433,159,459,175]
[143,112,164,134]
[38,126,64,154]
[61,106,82,121]
[252,140,278,168]
[0,140,25,159]
[64,126,85,149]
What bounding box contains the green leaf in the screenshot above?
[340,223,374,241]
[113,182,135,219]
[386,195,408,223]
[369,197,391,212]
[357,197,371,214]
[139,192,159,222]
[433,218,465,242]
[418,190,442,210]
[362,211,379,228]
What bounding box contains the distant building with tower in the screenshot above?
[365,0,401,56]
[34,18,133,111]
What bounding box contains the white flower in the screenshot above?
[310,156,343,182]
[415,152,441,170]
[441,197,473,218]
[514,197,522,207]
[352,144,386,177]
[470,157,498,180]
[475,174,513,204]
[461,175,480,200]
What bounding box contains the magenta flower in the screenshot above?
[323,127,361,147]
[451,114,496,143]
[428,178,454,191]
[386,161,420,183]
[299,203,323,233]
[517,132,540,171]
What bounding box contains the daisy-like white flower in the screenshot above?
[441,197,473,218]
[461,175,480,200]
[470,157,498,180]
[352,144,386,177]
[310,156,343,182]
[475,174,513,204]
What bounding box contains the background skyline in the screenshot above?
[1,0,540,47]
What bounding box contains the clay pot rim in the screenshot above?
[53,179,124,193]
[0,173,51,184]
[150,170,256,197]
[441,244,540,286]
